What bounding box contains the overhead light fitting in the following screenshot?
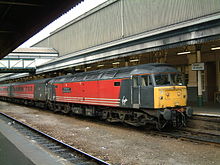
[75,68,80,71]
[130,59,139,62]
[97,64,104,67]
[177,51,191,55]
[112,62,120,65]
[86,66,91,69]
[211,46,220,50]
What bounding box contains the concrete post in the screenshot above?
[197,50,203,106]
[125,61,129,67]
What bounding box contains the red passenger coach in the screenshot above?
[54,79,122,107]
[12,84,35,100]
[0,85,10,97]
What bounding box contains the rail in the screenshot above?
[158,129,220,146]
[0,112,110,165]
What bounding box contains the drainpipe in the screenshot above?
[197,49,203,106]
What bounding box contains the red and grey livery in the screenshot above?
[0,64,193,129]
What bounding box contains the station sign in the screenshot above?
[192,63,204,71]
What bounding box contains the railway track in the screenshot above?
[0,112,110,165]
[156,128,220,146]
[190,115,220,124]
[92,116,220,146]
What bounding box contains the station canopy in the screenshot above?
[0,0,82,59]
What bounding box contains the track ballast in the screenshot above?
[0,112,110,165]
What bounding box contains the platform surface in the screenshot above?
[192,103,220,117]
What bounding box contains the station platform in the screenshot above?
[192,103,220,117]
[0,118,68,165]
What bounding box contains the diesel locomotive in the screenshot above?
[0,63,193,129]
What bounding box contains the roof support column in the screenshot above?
[196,46,203,107]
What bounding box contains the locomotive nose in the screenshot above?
[154,86,187,109]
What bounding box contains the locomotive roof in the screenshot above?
[50,63,178,83]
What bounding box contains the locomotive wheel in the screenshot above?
[156,115,168,130]
[47,101,55,111]
[62,104,71,114]
[175,112,186,128]
[55,104,62,112]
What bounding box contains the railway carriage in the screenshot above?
[10,79,51,106]
[0,84,11,98]
[11,83,35,100]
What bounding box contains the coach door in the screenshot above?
[47,84,56,101]
[132,76,140,108]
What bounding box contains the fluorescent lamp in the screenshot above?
[112,62,120,65]
[86,66,91,69]
[130,59,139,62]
[211,47,220,50]
[97,64,104,67]
[177,51,191,55]
[75,68,80,71]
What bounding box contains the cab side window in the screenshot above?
[141,76,148,86]
[148,76,153,86]
[141,75,152,86]
[133,77,139,87]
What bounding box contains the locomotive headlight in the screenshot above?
[177,91,181,96]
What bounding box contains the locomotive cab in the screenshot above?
[131,72,186,109]
[131,70,192,129]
